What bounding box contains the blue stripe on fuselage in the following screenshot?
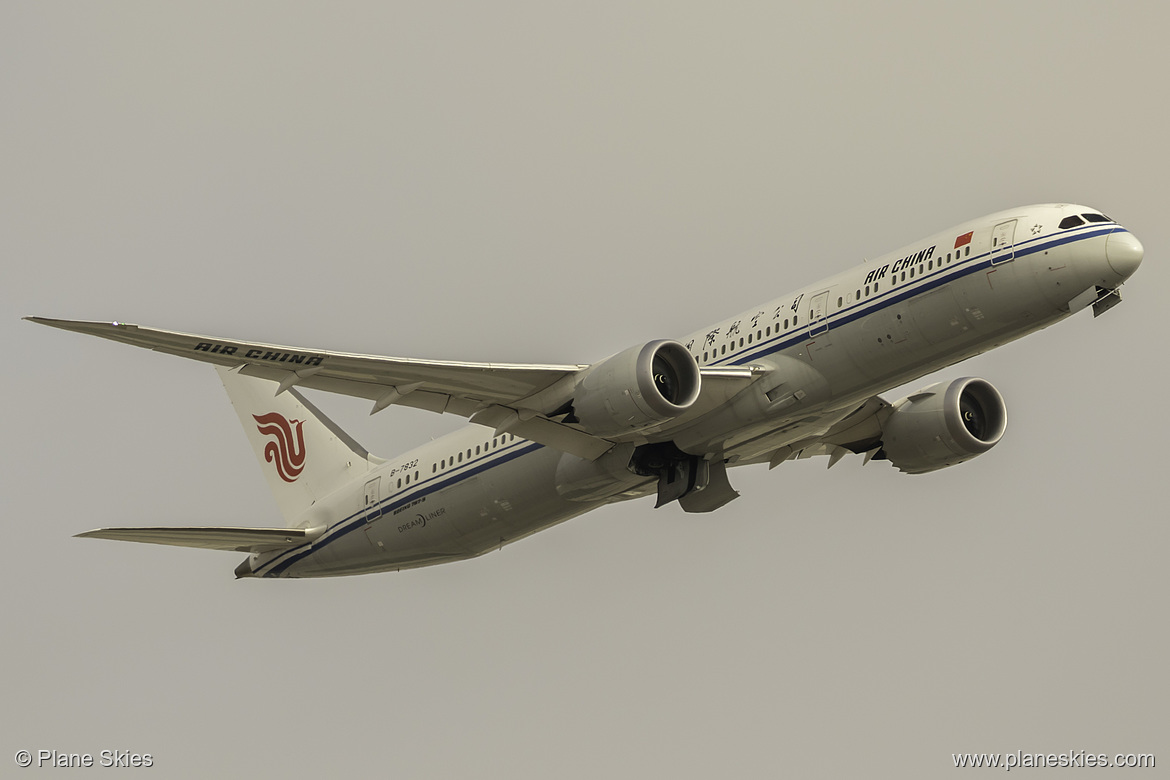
[721,225,1120,367]
[258,440,544,577]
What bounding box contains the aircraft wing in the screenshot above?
[28,318,761,461]
[76,526,320,553]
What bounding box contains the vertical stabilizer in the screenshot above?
[215,366,380,526]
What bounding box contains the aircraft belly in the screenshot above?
[952,260,1042,332]
[329,446,598,563]
[364,448,588,567]
[707,265,1071,461]
[364,496,470,561]
[287,526,392,577]
[461,447,596,555]
[837,306,917,383]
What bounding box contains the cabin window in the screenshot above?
[874,282,879,292]
[766,326,771,336]
[855,289,861,299]
[784,318,789,329]
[901,271,906,281]
[837,296,843,307]
[739,337,744,347]
[721,345,727,355]
[475,445,481,455]
[865,285,870,296]
[793,314,798,325]
[440,459,446,469]
[703,351,708,361]
[910,267,915,278]
[397,478,402,488]
[432,463,437,473]
[965,246,970,256]
[747,334,753,344]
[457,452,463,463]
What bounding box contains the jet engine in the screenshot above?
[571,340,701,437]
[879,377,1007,474]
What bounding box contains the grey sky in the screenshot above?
[3,2,1166,777]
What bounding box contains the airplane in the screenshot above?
[27,203,1143,578]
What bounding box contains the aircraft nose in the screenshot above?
[1105,230,1144,279]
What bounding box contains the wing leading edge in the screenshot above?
[26,318,767,461]
[26,317,614,459]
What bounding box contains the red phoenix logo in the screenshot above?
[253,412,306,483]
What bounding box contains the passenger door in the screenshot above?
[991,220,1016,265]
[808,290,831,337]
[362,477,385,551]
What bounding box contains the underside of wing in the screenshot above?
[25,317,582,404]
[26,318,768,462]
[75,526,320,553]
[26,317,615,459]
[726,395,891,469]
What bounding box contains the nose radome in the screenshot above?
[1105,230,1144,279]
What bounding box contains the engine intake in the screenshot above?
[880,377,1007,474]
[572,340,701,436]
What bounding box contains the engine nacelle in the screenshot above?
[880,377,1007,474]
[572,340,701,437]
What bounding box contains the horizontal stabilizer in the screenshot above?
[75,526,323,553]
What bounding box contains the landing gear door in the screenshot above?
[991,220,1016,265]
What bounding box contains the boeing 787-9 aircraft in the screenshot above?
[28,203,1143,578]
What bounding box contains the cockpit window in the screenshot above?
[1059,215,1085,229]
[1081,213,1110,223]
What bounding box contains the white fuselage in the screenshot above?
[250,204,1139,577]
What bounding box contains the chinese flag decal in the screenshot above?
[954,231,973,249]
